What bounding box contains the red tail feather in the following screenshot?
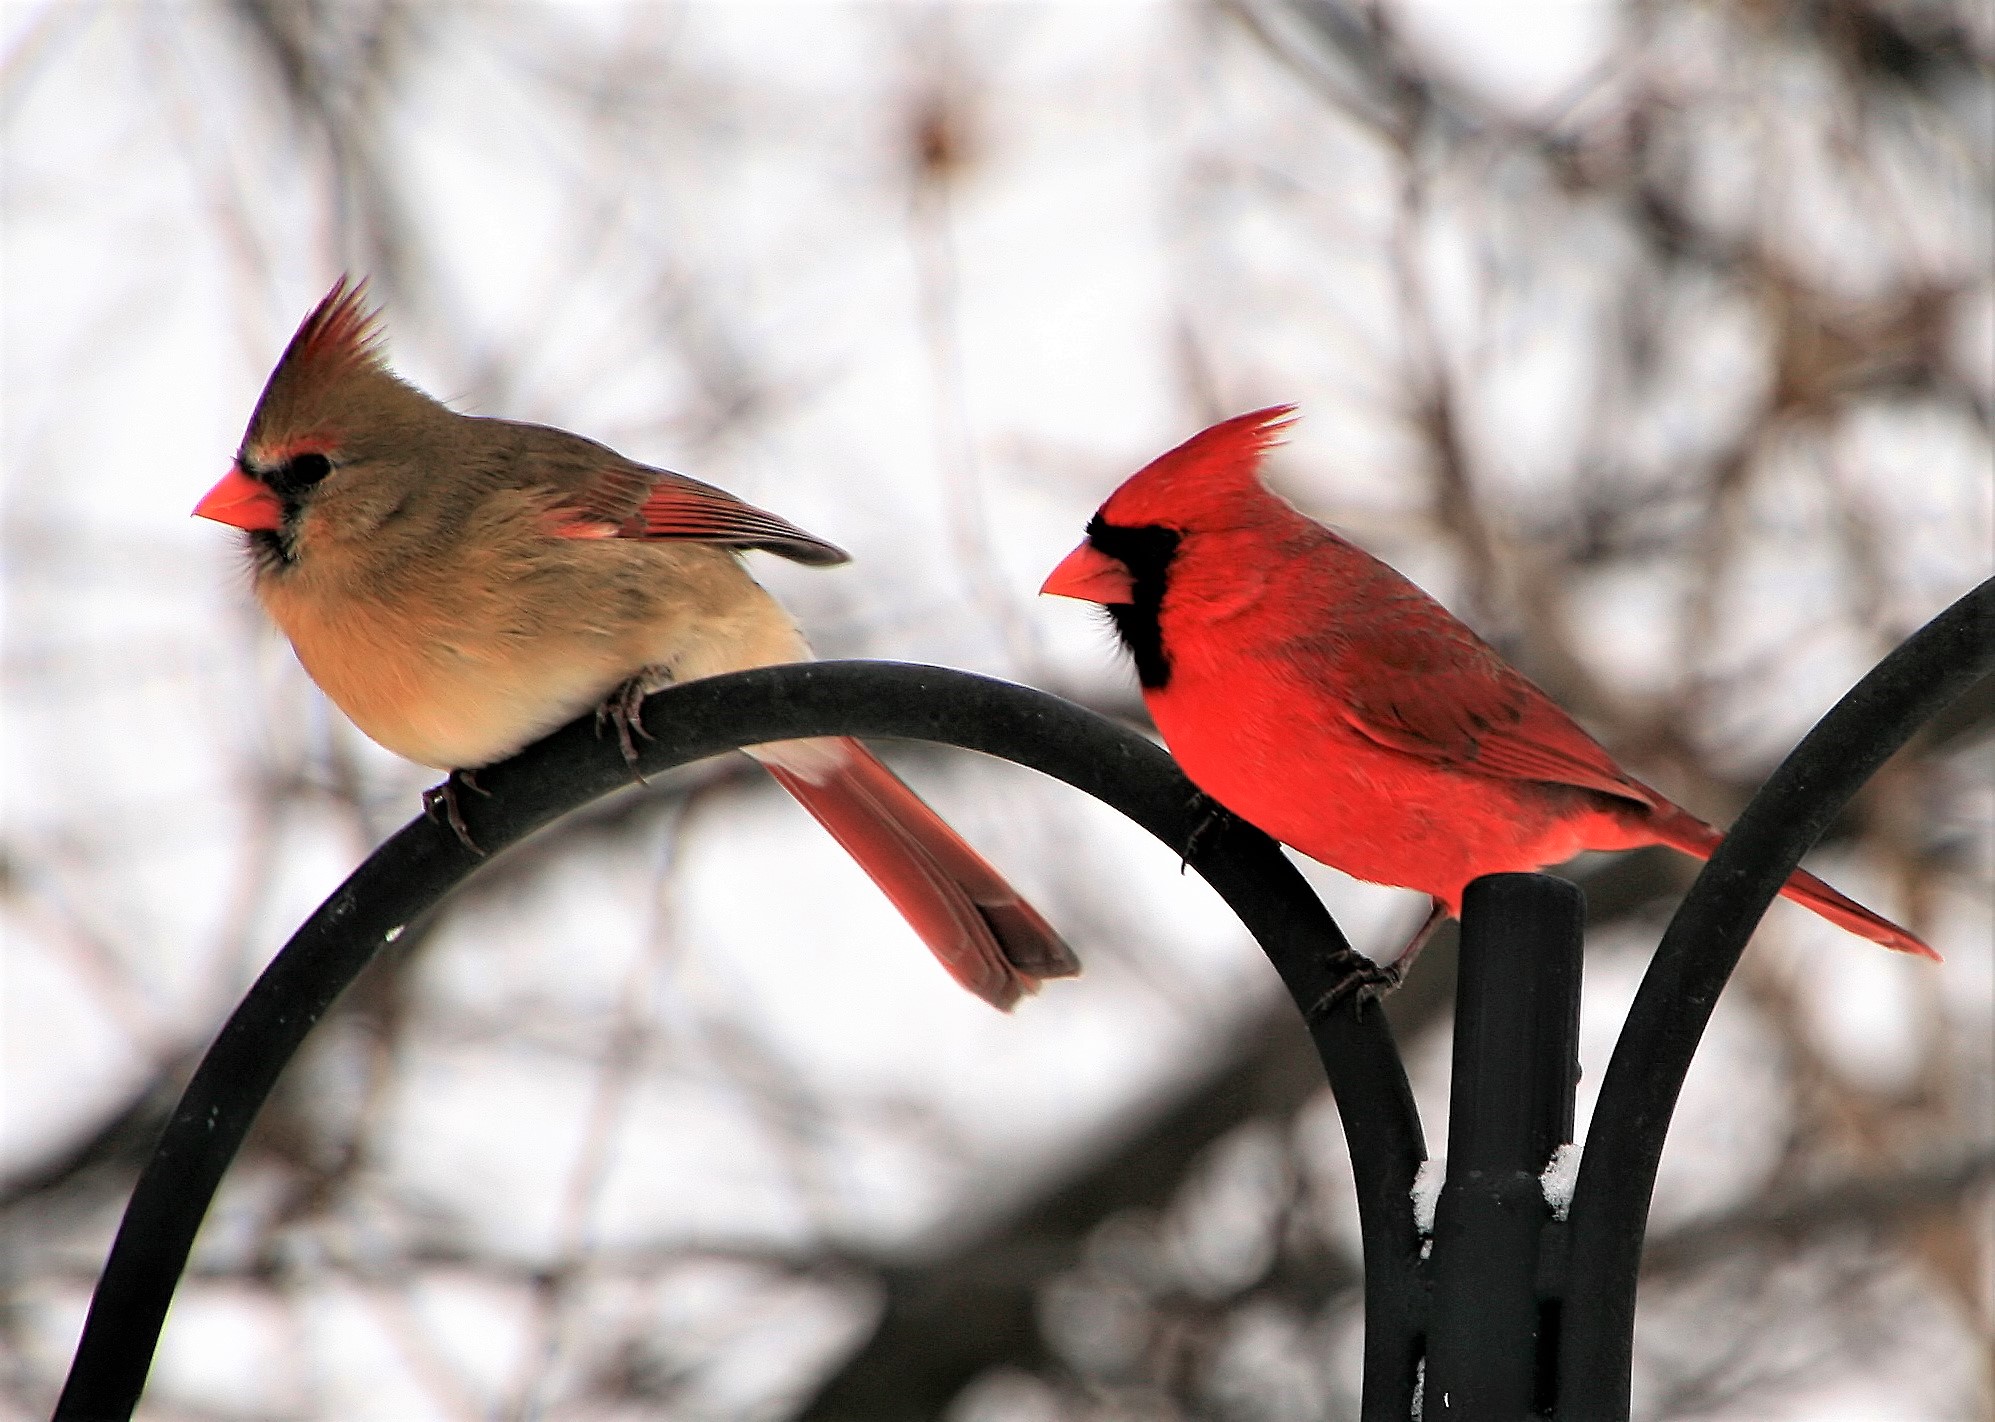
[759,738,1081,1009]
[1646,809,1938,960]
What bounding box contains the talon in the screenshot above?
[1306,948,1400,1020]
[1306,900,1447,1018]
[424,770,487,855]
[595,676,655,783]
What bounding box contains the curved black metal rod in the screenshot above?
[55,662,1425,1422]
[1558,576,1995,1418]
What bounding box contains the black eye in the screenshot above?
[267,452,332,496]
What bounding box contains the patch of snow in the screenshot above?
[1412,1156,1445,1235]
[1541,1141,1582,1220]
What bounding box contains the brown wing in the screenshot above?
[509,419,850,566]
[1328,616,1658,810]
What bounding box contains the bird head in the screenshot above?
[1041,404,1295,603]
[194,277,440,572]
[1040,406,1295,689]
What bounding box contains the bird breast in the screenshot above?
[255,534,809,770]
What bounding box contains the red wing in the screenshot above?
[625,472,849,565]
[535,435,848,566]
[1332,622,1658,810]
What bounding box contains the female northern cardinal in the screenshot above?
[1042,407,1936,969]
[194,277,1077,1010]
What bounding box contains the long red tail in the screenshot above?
[1646,809,1938,960]
[756,737,1081,1009]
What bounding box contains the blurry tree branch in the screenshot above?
[1640,1145,1995,1279]
[6,1,1987,1416]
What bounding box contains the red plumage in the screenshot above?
[1043,408,1936,964]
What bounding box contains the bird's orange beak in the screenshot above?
[194,466,284,532]
[1041,540,1135,605]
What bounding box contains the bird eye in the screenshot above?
[268,452,332,496]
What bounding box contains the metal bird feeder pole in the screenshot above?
[1426,874,1584,1418]
[51,576,1995,1422]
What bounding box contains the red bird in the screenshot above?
[194,278,1077,1010]
[1042,407,1936,969]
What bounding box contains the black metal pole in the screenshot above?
[52,662,1425,1422]
[1426,873,1584,1420]
[46,578,1987,1419]
[1558,576,1995,1418]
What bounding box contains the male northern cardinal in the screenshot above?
[194,277,1077,1010]
[1042,406,1936,969]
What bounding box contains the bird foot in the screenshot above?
[1179,790,1235,873]
[1305,947,1402,1020]
[423,769,491,856]
[1306,899,1448,1017]
[594,676,655,782]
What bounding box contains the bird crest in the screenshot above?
[241,276,396,454]
[1098,405,1295,528]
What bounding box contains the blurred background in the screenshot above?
[3,1,1990,1418]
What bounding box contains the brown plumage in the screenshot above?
[196,278,1078,1009]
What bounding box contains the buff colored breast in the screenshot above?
[257,570,624,768]
[256,531,813,770]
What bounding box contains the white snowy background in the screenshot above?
[3,2,1990,1419]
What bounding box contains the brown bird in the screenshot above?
[194,278,1077,1010]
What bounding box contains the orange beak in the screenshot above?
[1041,540,1135,605]
[194,466,283,532]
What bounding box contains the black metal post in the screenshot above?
[1426,874,1584,1420]
[51,662,1425,1422]
[1557,576,1994,1418]
[48,575,1989,1422]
